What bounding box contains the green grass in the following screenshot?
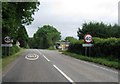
[62,51,119,69]
[48,46,56,50]
[1,48,24,70]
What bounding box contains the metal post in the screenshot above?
[5,47,6,56]
[89,47,91,56]
[85,47,87,56]
[8,46,9,56]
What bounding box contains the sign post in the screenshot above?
[1,36,13,56]
[82,34,93,56]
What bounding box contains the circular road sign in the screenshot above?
[4,36,11,43]
[84,34,92,43]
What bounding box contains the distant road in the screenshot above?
[2,49,119,83]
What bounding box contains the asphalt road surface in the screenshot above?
[2,49,119,83]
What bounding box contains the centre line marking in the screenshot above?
[43,55,50,62]
[37,49,42,55]
[53,65,74,83]
[37,49,50,62]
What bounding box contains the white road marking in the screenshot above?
[38,50,42,55]
[25,54,39,60]
[79,60,118,74]
[43,55,50,62]
[37,49,50,62]
[37,50,42,55]
[53,65,74,83]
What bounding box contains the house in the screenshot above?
[55,41,70,50]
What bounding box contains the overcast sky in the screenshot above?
[26,0,119,39]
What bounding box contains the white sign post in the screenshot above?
[83,34,93,56]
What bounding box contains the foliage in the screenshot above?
[77,22,120,39]
[92,37,120,59]
[2,2,40,47]
[33,25,61,49]
[2,48,24,69]
[63,51,119,69]
[2,45,20,58]
[28,38,34,48]
[68,39,84,54]
[68,37,120,60]
[16,25,29,48]
[65,36,78,43]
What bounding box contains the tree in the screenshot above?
[77,22,120,39]
[16,25,29,48]
[33,25,61,49]
[65,36,77,43]
[2,2,40,45]
[112,24,120,38]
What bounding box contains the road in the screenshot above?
[2,49,119,83]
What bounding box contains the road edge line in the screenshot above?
[80,60,118,74]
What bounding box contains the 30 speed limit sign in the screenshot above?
[84,34,92,43]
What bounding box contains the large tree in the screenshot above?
[77,22,120,39]
[2,2,40,45]
[33,25,61,49]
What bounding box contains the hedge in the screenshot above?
[2,45,20,58]
[68,37,120,60]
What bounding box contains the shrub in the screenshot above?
[2,45,20,58]
[68,37,120,60]
[68,40,84,54]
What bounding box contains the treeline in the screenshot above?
[29,25,61,49]
[77,22,120,39]
[2,2,40,57]
[66,22,120,61]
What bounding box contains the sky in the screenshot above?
[26,0,119,39]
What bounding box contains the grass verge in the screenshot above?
[48,46,56,50]
[62,51,119,69]
[1,48,24,70]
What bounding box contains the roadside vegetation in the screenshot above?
[2,2,40,70]
[62,51,119,69]
[63,22,120,69]
[2,2,40,48]
[2,45,20,58]
[67,37,119,60]
[2,45,22,69]
[2,48,24,69]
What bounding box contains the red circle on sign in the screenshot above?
[84,34,92,43]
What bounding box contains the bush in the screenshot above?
[68,40,84,54]
[68,37,120,60]
[2,45,20,58]
[92,37,120,59]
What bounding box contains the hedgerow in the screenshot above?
[2,45,20,58]
[68,37,120,60]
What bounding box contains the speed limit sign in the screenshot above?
[4,36,11,43]
[84,34,92,43]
